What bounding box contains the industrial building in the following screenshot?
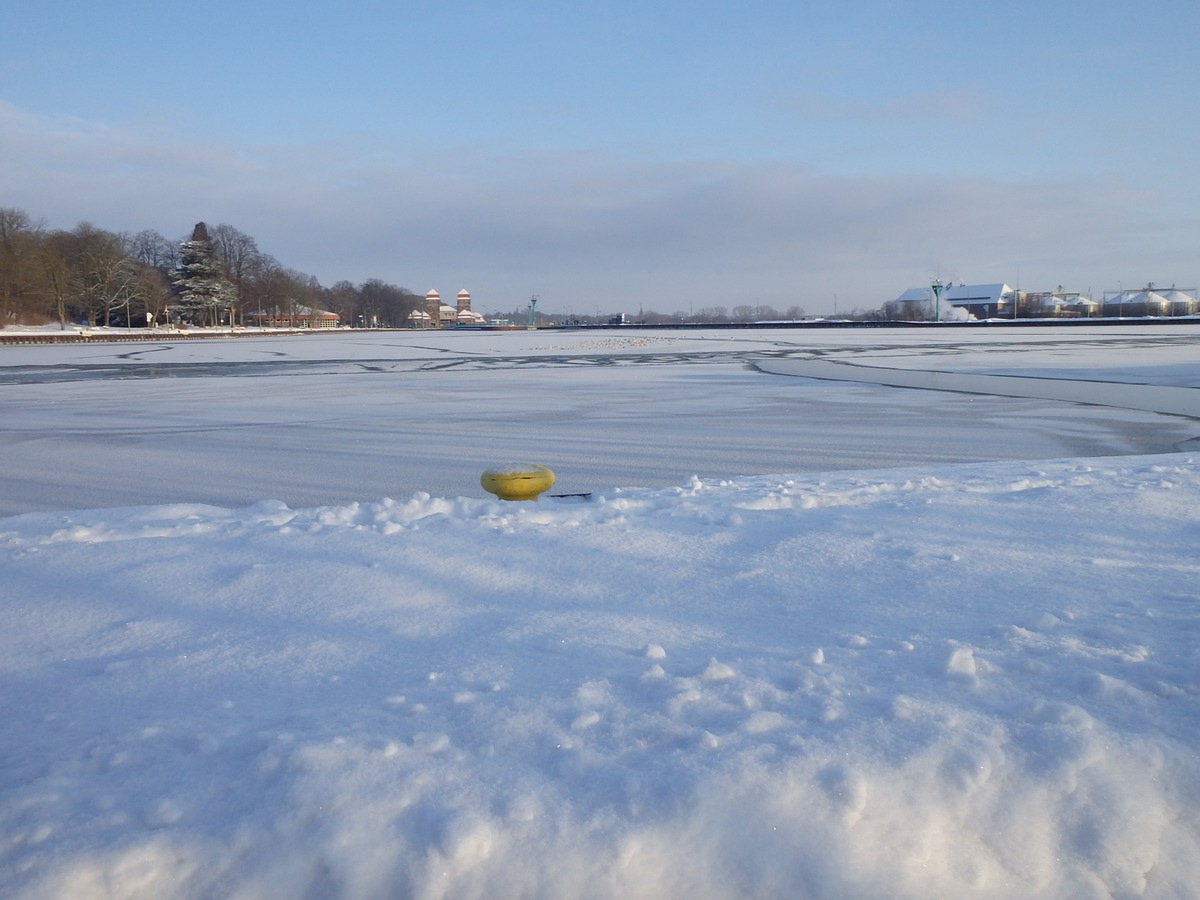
[888,283,1197,320]
[888,284,1017,320]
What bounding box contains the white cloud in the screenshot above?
[2,101,1194,313]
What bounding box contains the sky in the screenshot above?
[3,1,1199,315]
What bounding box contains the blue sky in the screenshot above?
[3,1,1198,314]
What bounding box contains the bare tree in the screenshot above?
[71,223,138,327]
[131,264,172,327]
[38,230,76,329]
[128,229,179,271]
[359,279,420,327]
[323,280,361,325]
[241,254,288,323]
[1,207,438,331]
[694,306,728,324]
[0,208,45,326]
[210,223,261,325]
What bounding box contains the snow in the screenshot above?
[2,326,1199,898]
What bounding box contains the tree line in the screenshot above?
[0,208,422,330]
[491,302,822,327]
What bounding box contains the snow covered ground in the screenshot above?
[2,325,1199,898]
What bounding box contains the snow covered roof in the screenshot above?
[892,284,1016,307]
[1160,289,1196,303]
[1111,290,1170,306]
[947,284,1015,304]
[249,305,338,319]
[891,287,932,303]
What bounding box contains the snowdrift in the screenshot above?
[3,455,1199,898]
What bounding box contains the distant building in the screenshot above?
[1020,289,1098,318]
[1102,286,1198,317]
[246,305,340,328]
[414,288,485,328]
[455,289,485,326]
[1161,289,1200,316]
[424,289,443,325]
[888,284,1019,320]
[890,281,1197,321]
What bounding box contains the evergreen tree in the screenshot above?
[172,222,236,325]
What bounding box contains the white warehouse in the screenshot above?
[887,284,1018,320]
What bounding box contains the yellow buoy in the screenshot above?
[480,464,556,501]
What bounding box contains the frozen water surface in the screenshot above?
[1,325,1196,516]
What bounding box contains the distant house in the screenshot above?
[247,306,341,328]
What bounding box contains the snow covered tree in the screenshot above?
[172,222,236,325]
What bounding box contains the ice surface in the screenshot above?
[1,326,1196,517]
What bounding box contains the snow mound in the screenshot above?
[3,455,1199,898]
